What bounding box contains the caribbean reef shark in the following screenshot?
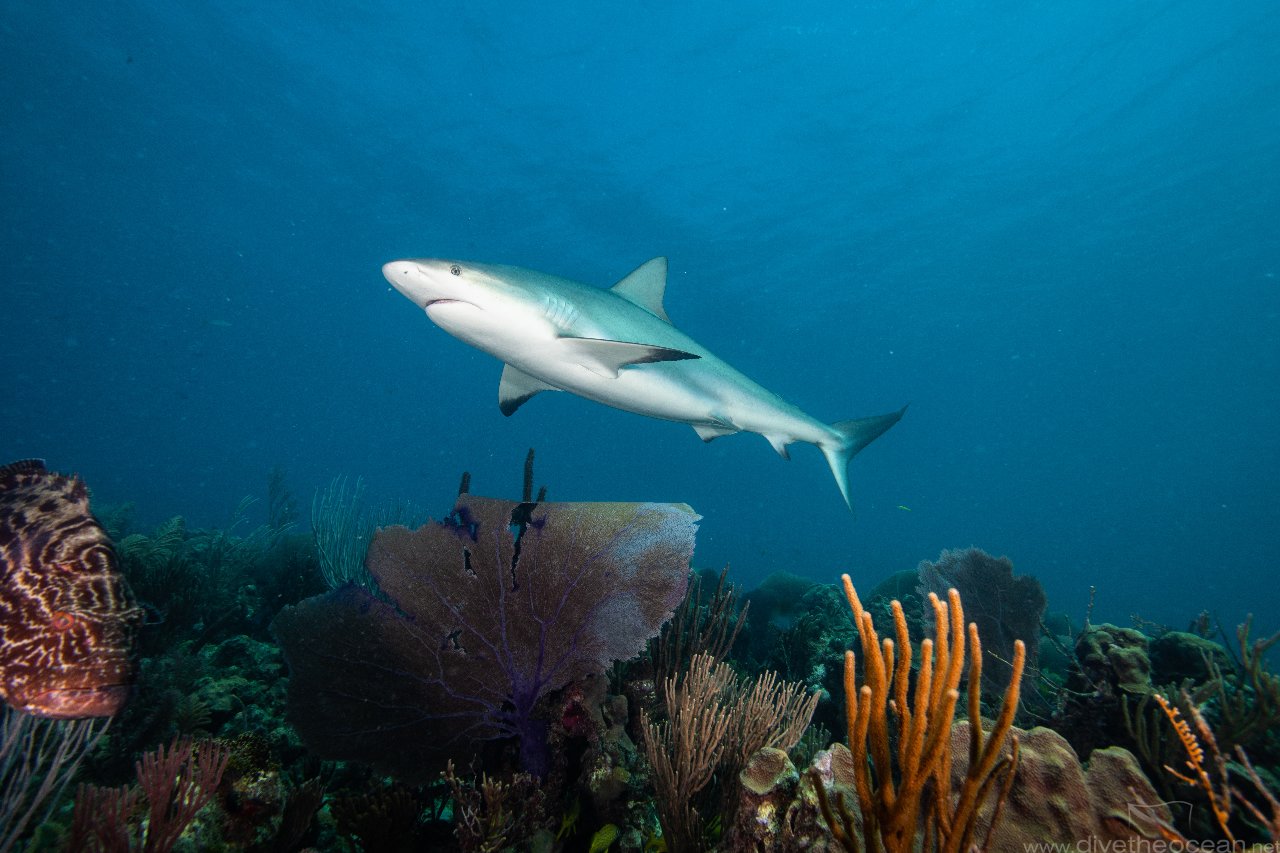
[383,256,905,510]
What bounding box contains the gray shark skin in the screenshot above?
[383,256,905,510]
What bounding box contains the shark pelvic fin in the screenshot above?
[765,434,793,460]
[610,257,671,322]
[560,337,699,379]
[692,421,738,442]
[498,364,562,416]
[820,404,909,512]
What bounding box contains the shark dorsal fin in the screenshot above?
[610,257,671,322]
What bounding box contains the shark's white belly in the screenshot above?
[514,347,834,446]
[425,286,835,447]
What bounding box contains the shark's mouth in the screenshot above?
[424,298,481,315]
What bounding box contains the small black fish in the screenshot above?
[0,460,141,717]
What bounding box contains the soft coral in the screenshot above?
[273,495,696,779]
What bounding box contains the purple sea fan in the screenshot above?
[917,546,1045,700]
[272,496,696,779]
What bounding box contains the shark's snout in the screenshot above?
[382,260,414,279]
[383,260,414,287]
[383,259,433,307]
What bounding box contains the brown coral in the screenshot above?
[948,723,1172,846]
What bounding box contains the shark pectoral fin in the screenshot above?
[692,422,738,442]
[560,337,699,379]
[765,434,793,460]
[498,364,561,416]
[610,257,671,322]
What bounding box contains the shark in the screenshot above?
[383,256,905,510]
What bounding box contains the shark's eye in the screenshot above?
[450,264,462,276]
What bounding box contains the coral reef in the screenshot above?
[5,464,1273,853]
[736,580,857,737]
[640,652,818,851]
[1055,623,1153,758]
[90,632,297,783]
[116,502,320,658]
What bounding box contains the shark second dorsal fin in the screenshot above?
[560,337,698,379]
[610,257,671,322]
[498,364,562,416]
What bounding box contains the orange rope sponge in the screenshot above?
[815,574,1024,853]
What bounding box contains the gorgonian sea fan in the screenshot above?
[917,546,1046,699]
[272,496,696,778]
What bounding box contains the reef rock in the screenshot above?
[947,722,1170,848]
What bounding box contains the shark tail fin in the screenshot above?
[819,405,908,512]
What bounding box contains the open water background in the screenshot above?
[3,0,1277,628]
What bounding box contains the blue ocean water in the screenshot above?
[2,1,1276,630]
